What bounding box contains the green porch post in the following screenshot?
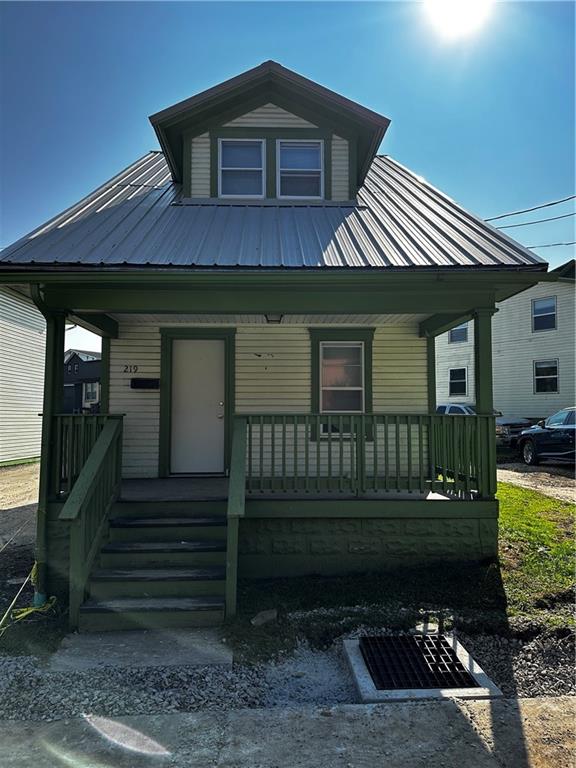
[474,308,497,498]
[35,311,66,603]
[427,336,436,413]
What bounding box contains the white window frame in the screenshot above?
[532,295,557,333]
[218,138,265,199]
[319,341,365,414]
[533,359,559,394]
[84,381,98,402]
[448,322,468,344]
[276,139,324,200]
[448,367,468,397]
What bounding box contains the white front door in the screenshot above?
[170,339,226,474]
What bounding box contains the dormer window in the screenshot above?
[277,140,323,199]
[218,139,264,198]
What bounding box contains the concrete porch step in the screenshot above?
[88,566,226,599]
[78,596,225,632]
[109,516,226,542]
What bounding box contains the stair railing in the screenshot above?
[58,415,123,628]
[225,417,247,618]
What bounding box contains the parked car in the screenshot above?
[436,404,531,447]
[517,407,575,465]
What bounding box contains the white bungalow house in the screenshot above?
[0,62,557,631]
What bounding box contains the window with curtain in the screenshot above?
[449,368,467,396]
[320,342,364,412]
[533,360,559,393]
[218,139,264,197]
[532,296,557,332]
[277,140,323,199]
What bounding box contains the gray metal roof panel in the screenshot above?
[0,151,545,271]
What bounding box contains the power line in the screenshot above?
[486,194,576,222]
[496,212,576,229]
[527,241,576,249]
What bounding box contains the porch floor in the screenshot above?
[120,477,454,503]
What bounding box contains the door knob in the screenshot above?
[219,402,225,407]
[217,414,224,419]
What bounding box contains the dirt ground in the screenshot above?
[0,463,39,622]
[497,463,575,504]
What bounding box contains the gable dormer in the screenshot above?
[149,61,390,202]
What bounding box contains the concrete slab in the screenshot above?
[462,696,576,768]
[1,698,572,768]
[48,628,232,671]
[344,634,502,703]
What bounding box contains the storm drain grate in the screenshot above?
[359,635,480,690]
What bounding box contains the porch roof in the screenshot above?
[0,150,545,273]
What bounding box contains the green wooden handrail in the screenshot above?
[58,416,123,628]
[225,417,247,617]
[58,417,123,521]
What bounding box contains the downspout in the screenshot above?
[30,285,66,606]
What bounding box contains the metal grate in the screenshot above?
[359,635,480,690]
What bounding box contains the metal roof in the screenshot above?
[0,150,546,271]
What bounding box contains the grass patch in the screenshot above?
[226,482,574,661]
[497,482,574,617]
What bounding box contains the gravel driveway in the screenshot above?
[497,463,575,503]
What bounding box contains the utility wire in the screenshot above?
[496,212,576,230]
[527,241,576,249]
[486,194,576,222]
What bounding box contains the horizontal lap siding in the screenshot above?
[190,133,210,197]
[0,289,45,463]
[109,321,428,478]
[109,324,161,478]
[223,104,316,128]
[331,135,349,201]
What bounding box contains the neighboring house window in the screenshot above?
[67,364,72,373]
[84,382,98,402]
[74,363,79,373]
[218,139,264,198]
[533,360,559,393]
[320,342,364,412]
[532,296,556,332]
[449,368,467,396]
[277,140,323,199]
[448,322,468,343]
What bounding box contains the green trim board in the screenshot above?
[0,456,40,468]
[159,328,236,478]
[244,498,498,518]
[100,337,111,414]
[427,336,436,413]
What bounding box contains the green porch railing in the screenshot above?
[241,413,496,499]
[58,415,123,628]
[52,414,113,497]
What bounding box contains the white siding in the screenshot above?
[0,289,45,463]
[435,280,575,419]
[224,103,317,128]
[190,133,210,197]
[435,327,475,406]
[109,319,428,478]
[331,135,349,200]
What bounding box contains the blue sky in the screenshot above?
[1,1,574,268]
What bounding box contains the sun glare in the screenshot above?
[424,0,495,40]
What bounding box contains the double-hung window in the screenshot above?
[449,322,468,343]
[532,296,556,332]
[84,382,98,402]
[277,140,323,199]
[533,360,559,393]
[449,368,467,397]
[218,139,264,198]
[320,342,364,413]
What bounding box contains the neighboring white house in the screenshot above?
[435,260,575,420]
[0,287,46,464]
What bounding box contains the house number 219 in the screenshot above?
[124,365,139,373]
